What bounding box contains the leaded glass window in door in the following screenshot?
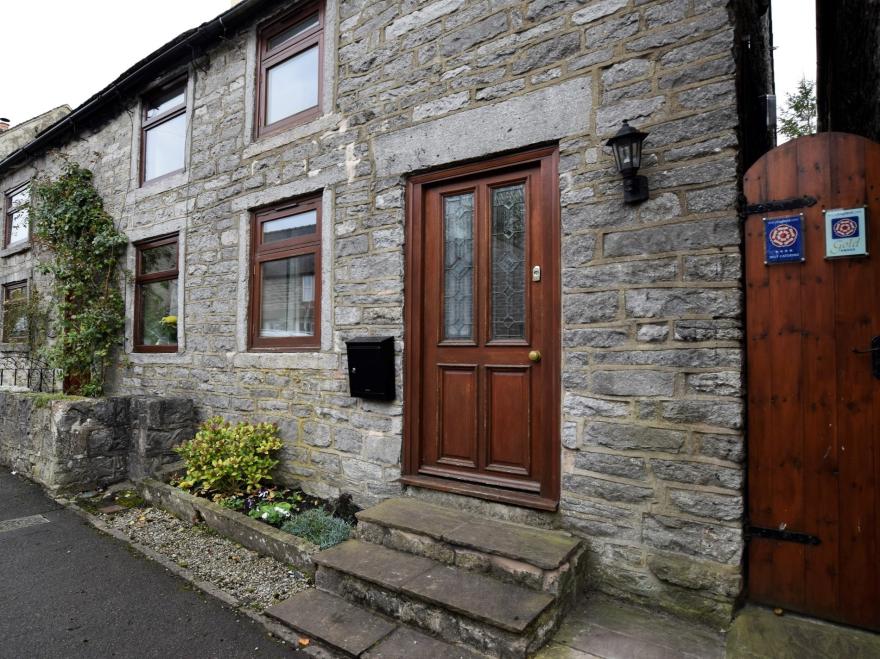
[443,192,475,340]
[491,184,526,340]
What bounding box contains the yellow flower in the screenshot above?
[160,315,178,326]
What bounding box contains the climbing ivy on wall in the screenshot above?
[30,159,128,397]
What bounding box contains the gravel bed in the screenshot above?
[100,506,311,611]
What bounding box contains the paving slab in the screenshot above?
[363,626,485,659]
[266,590,395,657]
[543,595,724,659]
[315,539,435,590]
[406,563,554,633]
[727,605,880,659]
[358,497,579,569]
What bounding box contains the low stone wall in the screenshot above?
[0,391,194,493]
[139,478,318,572]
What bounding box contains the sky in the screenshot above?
[771,0,818,140]
[1,1,816,130]
[0,1,231,126]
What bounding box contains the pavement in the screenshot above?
[5,467,880,659]
[538,593,880,659]
[0,470,291,659]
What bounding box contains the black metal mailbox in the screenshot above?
[346,336,395,400]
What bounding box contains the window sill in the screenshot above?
[0,242,31,258]
[243,112,341,160]
[125,351,191,365]
[0,342,28,353]
[231,351,338,370]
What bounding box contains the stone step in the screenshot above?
[356,497,584,594]
[314,539,560,657]
[266,589,483,658]
[266,589,395,657]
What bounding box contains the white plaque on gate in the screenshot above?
[825,207,868,258]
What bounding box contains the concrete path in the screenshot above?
[0,470,290,659]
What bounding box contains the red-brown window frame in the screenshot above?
[249,195,322,351]
[3,183,30,249]
[255,1,324,139]
[140,78,187,185]
[2,280,28,343]
[133,233,179,353]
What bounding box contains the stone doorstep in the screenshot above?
[266,590,485,658]
[314,540,555,634]
[356,498,581,570]
[357,520,584,595]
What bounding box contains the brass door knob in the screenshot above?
[528,350,542,363]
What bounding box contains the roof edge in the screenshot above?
[0,0,271,177]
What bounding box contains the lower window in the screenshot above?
[134,234,179,352]
[2,281,28,343]
[250,195,321,350]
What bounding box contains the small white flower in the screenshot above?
[261,512,268,520]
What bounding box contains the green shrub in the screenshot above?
[218,496,245,511]
[282,509,352,549]
[248,501,294,526]
[175,417,283,495]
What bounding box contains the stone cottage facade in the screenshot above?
[0,0,773,626]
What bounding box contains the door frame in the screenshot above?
[402,145,561,510]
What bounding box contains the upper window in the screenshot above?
[2,281,28,343]
[141,81,187,183]
[250,196,321,350]
[134,234,179,352]
[256,3,324,137]
[4,184,30,248]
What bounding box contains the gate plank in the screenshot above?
[745,147,778,603]
[832,134,878,628]
[798,135,840,618]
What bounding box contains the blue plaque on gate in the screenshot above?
[764,214,805,264]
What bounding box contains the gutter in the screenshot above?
[0,0,270,176]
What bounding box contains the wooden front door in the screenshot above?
[404,147,560,510]
[745,133,880,629]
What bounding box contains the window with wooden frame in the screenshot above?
[4,184,30,248]
[134,234,179,352]
[141,80,187,184]
[2,280,28,343]
[256,2,324,138]
[250,195,321,351]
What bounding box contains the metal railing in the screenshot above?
[0,353,61,393]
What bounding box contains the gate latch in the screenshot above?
[852,335,880,380]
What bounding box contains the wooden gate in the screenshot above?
[745,132,880,629]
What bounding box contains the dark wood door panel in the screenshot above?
[745,132,880,629]
[485,365,532,476]
[436,364,478,469]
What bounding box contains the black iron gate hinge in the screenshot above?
[746,525,821,545]
[745,195,818,215]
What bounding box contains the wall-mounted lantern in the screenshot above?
[606,120,649,204]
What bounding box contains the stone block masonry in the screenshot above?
[0,0,746,627]
[0,392,195,493]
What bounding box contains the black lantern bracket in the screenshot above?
[606,120,650,204]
